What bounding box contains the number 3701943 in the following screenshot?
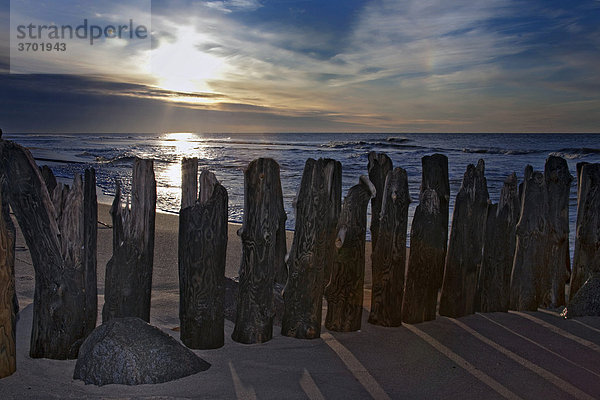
[17,42,67,52]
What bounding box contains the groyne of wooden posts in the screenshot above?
[1,135,599,377]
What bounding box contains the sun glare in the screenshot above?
[150,26,225,99]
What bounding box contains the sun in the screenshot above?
[150,26,225,99]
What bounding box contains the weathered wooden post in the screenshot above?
[103,158,156,323]
[544,156,572,307]
[179,158,228,349]
[282,158,341,339]
[40,165,57,194]
[323,162,343,291]
[402,154,449,323]
[232,158,286,344]
[439,160,489,318]
[368,152,393,250]
[368,168,410,327]
[509,165,548,311]
[0,140,97,359]
[476,173,520,312]
[570,163,600,298]
[325,176,375,332]
[0,189,16,377]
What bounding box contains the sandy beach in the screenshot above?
[4,203,600,399]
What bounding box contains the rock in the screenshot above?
[562,273,600,318]
[73,317,210,386]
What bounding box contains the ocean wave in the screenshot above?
[461,147,540,156]
[385,136,410,143]
[550,147,600,159]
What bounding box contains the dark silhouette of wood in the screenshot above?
[571,163,600,298]
[368,152,393,250]
[325,176,375,332]
[0,140,97,359]
[440,160,489,318]
[39,165,57,194]
[544,156,572,308]
[103,158,156,323]
[510,165,548,311]
[368,168,410,327]
[0,189,16,378]
[179,165,228,349]
[476,173,520,312]
[323,161,343,291]
[232,158,286,344]
[282,158,341,339]
[402,154,449,323]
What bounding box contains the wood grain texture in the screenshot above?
[103,158,156,323]
[83,168,98,338]
[325,176,375,332]
[544,156,572,307]
[181,158,198,210]
[570,163,600,298]
[367,152,393,250]
[232,158,286,344]
[179,169,228,349]
[368,167,410,327]
[0,140,97,359]
[0,189,16,378]
[282,158,341,339]
[402,154,449,323]
[439,159,489,318]
[510,165,548,311]
[476,173,520,312]
[323,161,342,291]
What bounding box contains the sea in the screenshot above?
[5,132,600,253]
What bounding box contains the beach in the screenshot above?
[5,201,600,399]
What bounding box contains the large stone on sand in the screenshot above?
[73,317,210,386]
[562,273,600,318]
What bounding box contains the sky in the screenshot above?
[1,0,599,133]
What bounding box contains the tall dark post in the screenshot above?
[570,163,600,298]
[232,158,286,344]
[402,154,449,323]
[0,140,97,359]
[439,160,489,318]
[179,159,228,349]
[325,176,375,332]
[368,152,393,250]
[0,189,16,377]
[476,173,520,312]
[544,156,572,307]
[368,168,410,327]
[282,158,341,339]
[103,158,156,323]
[510,165,548,311]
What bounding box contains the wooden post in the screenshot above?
[544,156,572,308]
[323,161,342,291]
[0,189,16,378]
[282,158,341,339]
[103,158,156,323]
[476,173,520,312]
[179,161,228,349]
[439,159,489,318]
[368,167,410,327]
[0,140,97,359]
[509,165,548,311]
[232,158,286,344]
[368,152,393,250]
[325,176,375,332]
[402,154,449,323]
[39,165,57,194]
[570,163,600,298]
